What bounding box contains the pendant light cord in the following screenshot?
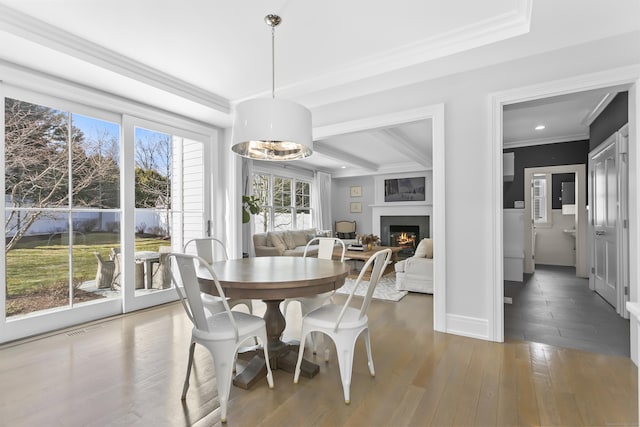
[265,14,281,99]
[271,25,276,99]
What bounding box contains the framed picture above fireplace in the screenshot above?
[384,176,426,202]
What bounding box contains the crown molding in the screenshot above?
[238,0,533,103]
[0,4,230,114]
[503,133,589,149]
[582,92,617,126]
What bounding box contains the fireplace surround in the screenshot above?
[380,215,430,254]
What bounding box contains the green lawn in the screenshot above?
[6,234,169,295]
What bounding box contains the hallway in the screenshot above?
[504,264,630,357]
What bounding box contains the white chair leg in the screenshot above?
[363,329,375,376]
[293,333,308,384]
[258,333,275,389]
[181,341,196,400]
[336,344,355,404]
[209,343,237,424]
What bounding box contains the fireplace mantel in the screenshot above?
[371,203,433,238]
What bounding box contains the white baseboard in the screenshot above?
[446,313,489,340]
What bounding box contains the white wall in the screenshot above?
[331,176,375,234]
[314,32,640,338]
[534,210,576,267]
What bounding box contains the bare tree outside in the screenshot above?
[135,130,171,236]
[252,173,270,232]
[4,98,119,252]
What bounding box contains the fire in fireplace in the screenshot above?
[390,225,419,251]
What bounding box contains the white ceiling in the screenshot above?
[503,85,631,148]
[0,0,638,177]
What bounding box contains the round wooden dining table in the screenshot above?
[198,256,350,389]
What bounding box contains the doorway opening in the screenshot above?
[491,73,638,358]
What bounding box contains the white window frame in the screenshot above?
[0,80,220,343]
[252,168,313,232]
[532,173,552,227]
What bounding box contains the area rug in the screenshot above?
[335,275,408,302]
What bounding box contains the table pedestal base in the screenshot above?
[232,299,320,390]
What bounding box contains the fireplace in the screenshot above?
[380,215,429,258]
[390,225,419,250]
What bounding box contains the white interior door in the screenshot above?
[591,137,618,308]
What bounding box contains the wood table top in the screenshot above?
[199,256,350,300]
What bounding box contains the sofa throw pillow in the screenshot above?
[291,230,308,247]
[283,231,297,250]
[269,232,287,252]
[414,238,433,258]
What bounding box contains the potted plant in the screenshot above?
[360,234,380,251]
[242,195,261,224]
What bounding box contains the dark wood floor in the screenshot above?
[505,264,630,356]
[0,291,637,426]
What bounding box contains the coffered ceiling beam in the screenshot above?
[313,141,379,171]
[377,128,431,167]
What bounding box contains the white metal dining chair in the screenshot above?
[282,237,346,355]
[168,253,274,423]
[293,248,392,404]
[184,237,253,315]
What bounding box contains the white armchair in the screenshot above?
[394,238,433,294]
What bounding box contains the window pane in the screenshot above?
[254,208,270,233]
[135,127,172,210]
[532,176,547,223]
[71,212,120,303]
[252,174,269,205]
[71,114,120,208]
[6,211,72,317]
[5,98,70,209]
[132,131,205,293]
[273,177,292,207]
[296,181,310,208]
[296,209,312,229]
[273,207,293,230]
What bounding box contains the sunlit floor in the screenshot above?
[0,291,637,426]
[505,264,630,356]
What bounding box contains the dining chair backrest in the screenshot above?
[303,237,346,262]
[335,248,392,331]
[184,237,229,264]
[167,253,239,341]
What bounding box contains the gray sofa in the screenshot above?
[253,228,321,257]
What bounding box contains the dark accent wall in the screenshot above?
[590,91,628,151]
[503,140,588,209]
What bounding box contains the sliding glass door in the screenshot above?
[0,87,213,341]
[122,116,210,312]
[1,90,123,341]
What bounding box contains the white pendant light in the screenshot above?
[231,14,313,161]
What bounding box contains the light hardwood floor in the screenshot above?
[0,293,637,426]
